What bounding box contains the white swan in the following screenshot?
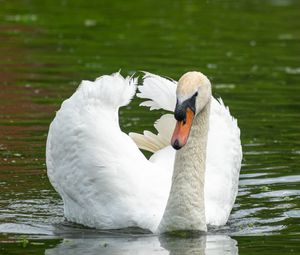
[46,71,242,233]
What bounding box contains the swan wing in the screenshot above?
[129,113,176,153]
[205,98,242,225]
[137,72,177,111]
[129,73,177,152]
[46,73,168,232]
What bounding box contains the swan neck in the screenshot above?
[158,100,211,233]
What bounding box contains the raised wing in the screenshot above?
[46,73,166,231]
[137,72,177,111]
[129,73,177,152]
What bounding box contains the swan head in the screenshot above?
[171,71,212,150]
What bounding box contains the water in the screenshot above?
[0,0,300,254]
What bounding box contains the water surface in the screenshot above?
[1,0,300,254]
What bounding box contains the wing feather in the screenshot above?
[137,72,177,111]
[46,73,167,232]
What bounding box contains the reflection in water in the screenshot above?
[45,234,238,255]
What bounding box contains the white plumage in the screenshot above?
[46,71,242,233]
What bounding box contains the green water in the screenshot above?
[0,0,300,254]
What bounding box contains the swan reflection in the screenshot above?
[45,234,238,255]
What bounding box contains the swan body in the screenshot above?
[46,72,242,233]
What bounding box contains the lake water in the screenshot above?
[0,0,300,254]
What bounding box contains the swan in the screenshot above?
[46,71,242,233]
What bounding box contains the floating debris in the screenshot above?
[207,63,218,69]
[5,14,37,23]
[84,19,97,27]
[278,33,294,40]
[260,186,270,192]
[284,67,300,74]
[215,84,236,89]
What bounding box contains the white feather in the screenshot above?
[47,73,171,232]
[46,71,242,232]
[137,72,177,111]
[129,114,176,153]
[131,73,242,226]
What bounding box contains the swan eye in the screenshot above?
[188,92,198,113]
[174,92,198,121]
[174,100,186,121]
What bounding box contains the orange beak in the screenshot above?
[171,108,195,150]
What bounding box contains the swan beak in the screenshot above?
[171,108,195,150]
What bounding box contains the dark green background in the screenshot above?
[0,0,300,254]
